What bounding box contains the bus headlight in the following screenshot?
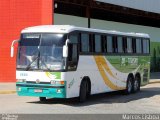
[50,80,65,85]
[17,79,26,82]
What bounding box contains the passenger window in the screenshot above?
[107,36,113,53]
[136,38,142,53]
[127,37,132,53]
[94,35,101,53]
[143,39,149,54]
[81,34,89,52]
[68,44,78,70]
[117,36,123,53]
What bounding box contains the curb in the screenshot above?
[0,90,16,94]
[149,80,160,84]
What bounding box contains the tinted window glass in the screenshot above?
[95,35,101,52]
[81,34,89,52]
[107,36,113,53]
[117,36,123,53]
[143,39,149,54]
[136,38,142,53]
[127,37,132,53]
[70,35,78,43]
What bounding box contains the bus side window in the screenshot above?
[117,36,123,53]
[146,39,149,54]
[143,39,149,54]
[68,44,78,70]
[68,34,79,70]
[136,38,142,54]
[81,33,89,53]
[94,34,101,53]
[127,37,132,53]
[107,36,113,53]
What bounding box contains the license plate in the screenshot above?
[34,89,42,93]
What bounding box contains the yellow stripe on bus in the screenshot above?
[98,56,116,78]
[94,56,125,90]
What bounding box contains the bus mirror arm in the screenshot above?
[63,39,69,58]
[65,39,69,46]
[11,40,19,58]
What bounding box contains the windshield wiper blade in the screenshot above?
[25,54,51,71]
[25,34,42,71]
[25,56,39,71]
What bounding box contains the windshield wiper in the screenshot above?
[25,55,39,71]
[26,34,42,71]
[25,51,51,71]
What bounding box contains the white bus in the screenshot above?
[11,25,150,102]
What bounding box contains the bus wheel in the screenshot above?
[39,97,46,102]
[133,76,140,92]
[79,80,88,102]
[125,76,133,94]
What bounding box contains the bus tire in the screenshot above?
[39,97,46,102]
[124,76,134,94]
[133,75,140,92]
[79,80,88,102]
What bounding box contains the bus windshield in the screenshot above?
[17,33,67,71]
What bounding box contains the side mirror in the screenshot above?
[62,38,70,58]
[10,40,19,57]
[63,45,68,58]
[10,46,14,58]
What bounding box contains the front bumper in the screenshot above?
[16,82,66,98]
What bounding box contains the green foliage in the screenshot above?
[150,42,160,72]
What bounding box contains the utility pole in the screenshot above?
[86,0,91,28]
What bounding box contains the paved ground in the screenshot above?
[0,82,160,114]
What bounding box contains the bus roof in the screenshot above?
[21,25,150,38]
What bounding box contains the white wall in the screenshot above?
[54,14,160,42]
[54,14,88,27]
[91,19,160,42]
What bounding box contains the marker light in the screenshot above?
[60,81,65,85]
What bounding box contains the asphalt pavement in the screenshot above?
[0,82,160,114]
